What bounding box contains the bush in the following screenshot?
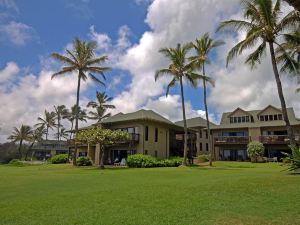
[50,154,68,164]
[283,146,300,171]
[76,156,92,166]
[127,154,183,168]
[197,154,210,163]
[8,159,26,166]
[247,141,265,162]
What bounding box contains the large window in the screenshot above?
[259,114,283,121]
[145,126,149,141]
[155,128,158,142]
[230,116,253,124]
[200,143,203,151]
[206,143,209,151]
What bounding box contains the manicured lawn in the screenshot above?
[0,162,299,225]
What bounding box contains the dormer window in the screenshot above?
[259,114,283,121]
[230,116,253,124]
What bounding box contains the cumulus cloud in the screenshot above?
[0,61,19,82]
[0,21,35,46]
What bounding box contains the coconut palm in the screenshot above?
[26,127,45,160]
[276,28,300,76]
[35,110,56,141]
[155,43,210,165]
[87,92,115,122]
[53,105,69,142]
[66,105,87,140]
[58,127,69,141]
[51,38,111,165]
[8,125,33,159]
[217,0,300,145]
[190,33,223,166]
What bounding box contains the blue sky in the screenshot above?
[0,0,298,141]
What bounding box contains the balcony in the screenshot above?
[259,135,300,144]
[214,136,251,145]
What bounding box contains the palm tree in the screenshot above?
[276,28,300,76]
[51,38,111,165]
[26,127,45,160]
[8,125,32,159]
[217,0,300,146]
[58,127,69,141]
[284,0,300,11]
[53,105,69,142]
[190,33,223,166]
[155,43,209,165]
[66,105,87,140]
[87,92,115,123]
[35,110,56,141]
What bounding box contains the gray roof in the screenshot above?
[211,106,300,130]
[175,117,215,129]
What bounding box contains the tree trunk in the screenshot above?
[202,65,213,166]
[46,126,49,141]
[73,72,81,166]
[99,145,105,169]
[67,121,74,161]
[57,115,60,143]
[25,142,34,161]
[179,76,188,166]
[269,42,295,146]
[283,0,300,11]
[18,139,23,159]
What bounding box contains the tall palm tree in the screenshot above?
[284,0,300,11]
[51,38,111,165]
[53,105,69,142]
[26,127,45,160]
[87,92,115,123]
[190,33,223,166]
[58,127,69,141]
[8,125,32,159]
[35,110,56,141]
[66,105,87,140]
[276,28,300,76]
[155,43,209,165]
[217,0,300,146]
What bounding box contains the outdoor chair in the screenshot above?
[119,158,126,166]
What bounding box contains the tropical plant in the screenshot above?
[75,128,130,169]
[58,127,69,141]
[35,110,56,141]
[53,105,69,142]
[25,126,45,161]
[76,156,92,166]
[7,125,33,159]
[155,43,210,166]
[217,0,300,146]
[87,92,115,123]
[283,145,300,171]
[51,38,111,165]
[50,154,69,164]
[247,141,265,162]
[276,28,300,76]
[66,105,87,140]
[190,33,223,166]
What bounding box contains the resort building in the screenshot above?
[211,105,300,161]
[32,140,68,160]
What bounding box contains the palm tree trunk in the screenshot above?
[269,42,295,146]
[67,121,74,161]
[18,139,23,159]
[202,65,213,166]
[99,145,105,169]
[57,116,60,143]
[25,142,35,161]
[179,76,188,166]
[73,72,81,166]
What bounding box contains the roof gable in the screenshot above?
[257,105,282,116]
[227,107,252,117]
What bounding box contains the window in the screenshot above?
[230,117,234,123]
[274,114,278,120]
[206,143,209,151]
[145,126,148,141]
[278,114,283,120]
[199,130,202,138]
[269,115,273,121]
[237,117,241,123]
[154,150,158,158]
[79,152,87,157]
[264,115,269,121]
[128,127,135,134]
[245,116,250,122]
[145,150,148,155]
[251,116,254,122]
[242,116,246,123]
[233,117,237,123]
[155,128,158,142]
[200,143,203,151]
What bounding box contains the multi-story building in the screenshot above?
[211,105,300,161]
[32,140,68,160]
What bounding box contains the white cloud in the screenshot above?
[0,21,34,46]
[89,25,111,50]
[0,61,19,82]
[0,0,18,12]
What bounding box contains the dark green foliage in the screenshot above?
[197,154,210,163]
[127,154,183,168]
[50,154,68,164]
[0,142,19,163]
[283,146,300,171]
[76,156,92,166]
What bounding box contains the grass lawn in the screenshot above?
[0,162,299,225]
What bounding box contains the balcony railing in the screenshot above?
[259,135,300,144]
[214,136,251,145]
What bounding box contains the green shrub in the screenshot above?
[50,154,68,164]
[127,154,183,168]
[247,141,265,162]
[197,154,210,163]
[8,159,26,166]
[76,156,92,166]
[283,146,300,171]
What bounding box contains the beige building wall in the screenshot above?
[195,128,210,155]
[248,127,261,141]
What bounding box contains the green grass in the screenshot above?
[0,162,299,225]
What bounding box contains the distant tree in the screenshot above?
[87,92,115,123]
[76,128,130,169]
[66,105,88,140]
[247,141,265,163]
[217,0,300,146]
[35,110,56,141]
[52,38,111,165]
[155,43,209,166]
[190,33,223,166]
[8,125,32,159]
[25,127,45,160]
[53,105,69,142]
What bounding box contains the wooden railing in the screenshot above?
[214,136,251,145]
[259,135,299,144]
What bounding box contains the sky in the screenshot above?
[0,0,298,142]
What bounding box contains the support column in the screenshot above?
[95,144,101,166]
